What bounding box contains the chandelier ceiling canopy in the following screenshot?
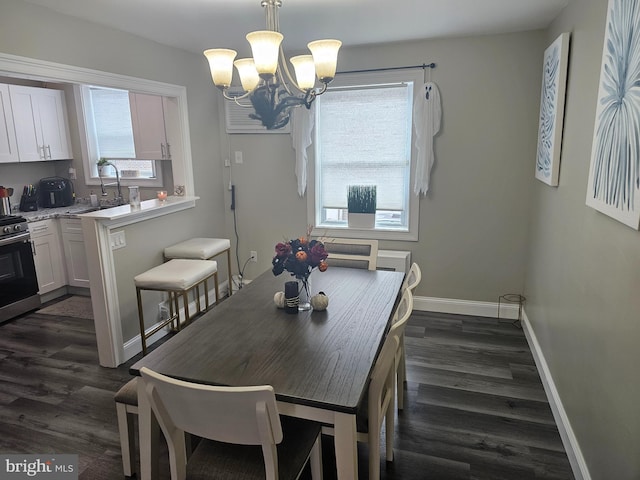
[204,0,341,130]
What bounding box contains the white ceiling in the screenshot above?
[21,0,569,56]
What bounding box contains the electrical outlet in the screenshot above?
[250,250,258,262]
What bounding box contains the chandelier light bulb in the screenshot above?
[203,48,237,88]
[234,58,261,92]
[290,55,316,90]
[308,39,342,83]
[246,30,284,77]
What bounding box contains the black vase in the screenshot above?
[284,281,299,314]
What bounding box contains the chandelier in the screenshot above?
[204,0,341,130]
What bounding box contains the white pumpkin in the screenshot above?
[273,291,286,308]
[310,292,329,311]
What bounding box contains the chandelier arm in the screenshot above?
[221,89,252,102]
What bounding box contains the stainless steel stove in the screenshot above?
[0,215,40,323]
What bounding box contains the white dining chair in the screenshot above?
[363,333,400,480]
[139,367,323,480]
[401,261,422,294]
[318,237,379,270]
[389,288,414,410]
[322,334,398,480]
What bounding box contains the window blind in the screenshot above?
[89,87,136,159]
[316,84,412,211]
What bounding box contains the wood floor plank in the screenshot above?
[416,384,557,425]
[0,303,574,479]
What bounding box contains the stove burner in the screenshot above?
[0,215,28,238]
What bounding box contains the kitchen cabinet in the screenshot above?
[8,85,73,162]
[30,219,66,294]
[130,92,171,160]
[60,218,90,288]
[0,84,19,163]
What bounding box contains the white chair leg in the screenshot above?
[385,395,395,463]
[116,403,136,477]
[309,435,323,480]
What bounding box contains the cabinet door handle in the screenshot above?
[39,145,46,160]
[160,143,165,159]
[165,143,171,159]
[31,240,36,256]
[46,145,52,159]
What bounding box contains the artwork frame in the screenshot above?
[535,32,570,186]
[586,0,640,229]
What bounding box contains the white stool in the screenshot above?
[164,238,232,300]
[115,377,139,477]
[134,259,218,355]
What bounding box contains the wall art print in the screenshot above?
[586,0,640,229]
[535,32,570,186]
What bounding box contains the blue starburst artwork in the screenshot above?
[587,0,640,229]
[536,33,570,186]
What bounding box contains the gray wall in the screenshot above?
[525,0,640,478]
[224,31,546,302]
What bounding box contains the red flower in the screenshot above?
[275,242,291,257]
[308,242,328,265]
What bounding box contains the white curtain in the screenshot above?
[291,104,315,197]
[413,81,442,195]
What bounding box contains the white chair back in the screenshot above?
[389,288,413,414]
[401,262,422,293]
[318,237,379,270]
[390,288,414,335]
[140,367,283,479]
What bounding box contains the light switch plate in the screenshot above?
[109,231,126,250]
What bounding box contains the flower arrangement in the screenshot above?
[272,228,329,300]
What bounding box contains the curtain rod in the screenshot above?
[337,63,436,75]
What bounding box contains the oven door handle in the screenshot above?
[0,231,31,247]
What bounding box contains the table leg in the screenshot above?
[334,412,358,480]
[138,377,160,480]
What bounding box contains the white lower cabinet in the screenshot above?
[30,219,66,294]
[60,218,90,288]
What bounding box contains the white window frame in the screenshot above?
[308,69,421,241]
[78,85,163,188]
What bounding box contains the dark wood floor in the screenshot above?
[0,302,574,479]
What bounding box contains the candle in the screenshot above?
[157,190,168,202]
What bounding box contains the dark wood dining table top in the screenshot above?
[130,266,404,414]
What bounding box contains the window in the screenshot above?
[310,70,420,241]
[80,86,160,185]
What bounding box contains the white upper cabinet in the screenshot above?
[130,92,171,160]
[0,84,19,163]
[9,84,73,162]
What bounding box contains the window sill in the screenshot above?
[311,225,418,242]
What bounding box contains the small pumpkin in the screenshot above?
[273,291,286,308]
[295,251,308,262]
[310,292,329,311]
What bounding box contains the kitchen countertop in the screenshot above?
[16,203,101,222]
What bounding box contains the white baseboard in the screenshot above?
[520,310,590,480]
[414,295,522,320]
[412,295,589,480]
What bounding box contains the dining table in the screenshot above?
[130,265,405,480]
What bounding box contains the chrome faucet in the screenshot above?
[97,158,123,205]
